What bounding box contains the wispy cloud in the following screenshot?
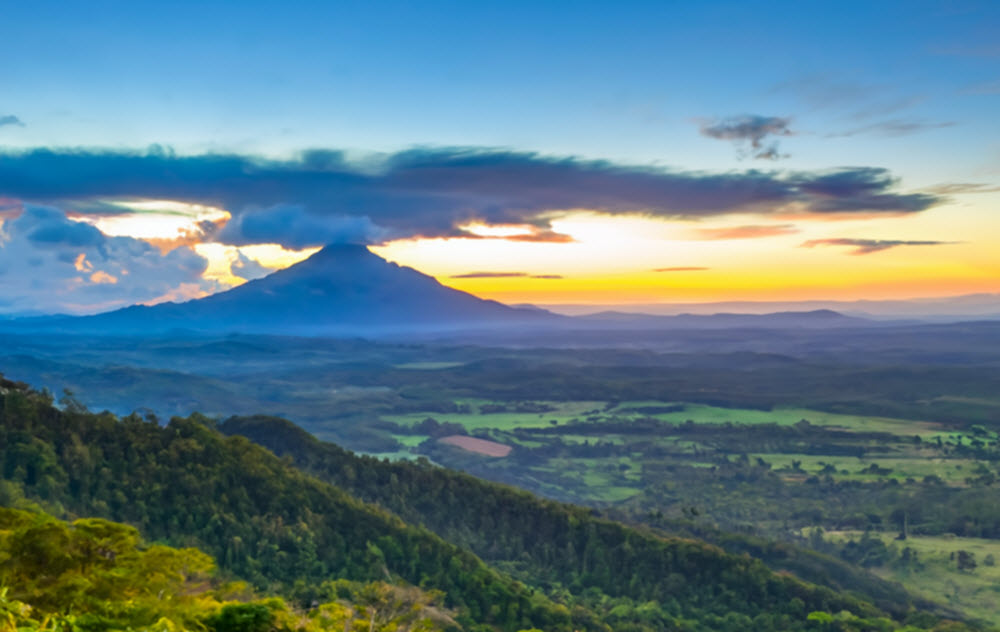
[923,182,1000,195]
[801,238,960,255]
[773,74,880,111]
[931,44,1000,58]
[963,79,1000,95]
[0,147,941,249]
[830,119,955,138]
[699,115,793,160]
[0,115,24,129]
[499,230,575,243]
[653,267,709,272]
[450,271,564,279]
[691,224,799,240]
[774,74,932,129]
[450,271,528,278]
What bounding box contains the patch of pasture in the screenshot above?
[613,402,945,436]
[825,531,1000,625]
[384,399,605,431]
[392,434,428,447]
[439,435,512,457]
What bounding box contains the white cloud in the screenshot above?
[0,205,219,315]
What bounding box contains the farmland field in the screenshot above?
[439,434,512,457]
[387,399,982,438]
[388,392,1000,622]
[384,398,607,431]
[823,531,1000,625]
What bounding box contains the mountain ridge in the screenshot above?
[29,244,560,335]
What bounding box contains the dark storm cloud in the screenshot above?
[699,115,793,160]
[801,238,959,255]
[0,147,941,248]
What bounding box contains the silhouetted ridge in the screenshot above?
[69,245,557,334]
[574,308,866,329]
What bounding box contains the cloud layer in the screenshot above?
[0,205,215,314]
[0,147,940,249]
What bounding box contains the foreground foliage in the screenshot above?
[0,506,453,632]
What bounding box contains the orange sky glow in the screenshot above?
[50,189,1000,308]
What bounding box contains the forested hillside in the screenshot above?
[0,377,579,632]
[0,374,987,631]
[220,415,943,617]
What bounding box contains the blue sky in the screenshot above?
[0,0,998,313]
[4,0,996,168]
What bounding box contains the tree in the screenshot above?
[58,389,88,414]
[956,550,977,572]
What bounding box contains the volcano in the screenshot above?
[66,245,558,335]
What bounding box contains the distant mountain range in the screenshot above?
[572,308,870,329]
[534,293,1000,321]
[0,244,907,336]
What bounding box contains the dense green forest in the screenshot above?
[0,377,580,632]
[0,374,989,631]
[0,505,464,631]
